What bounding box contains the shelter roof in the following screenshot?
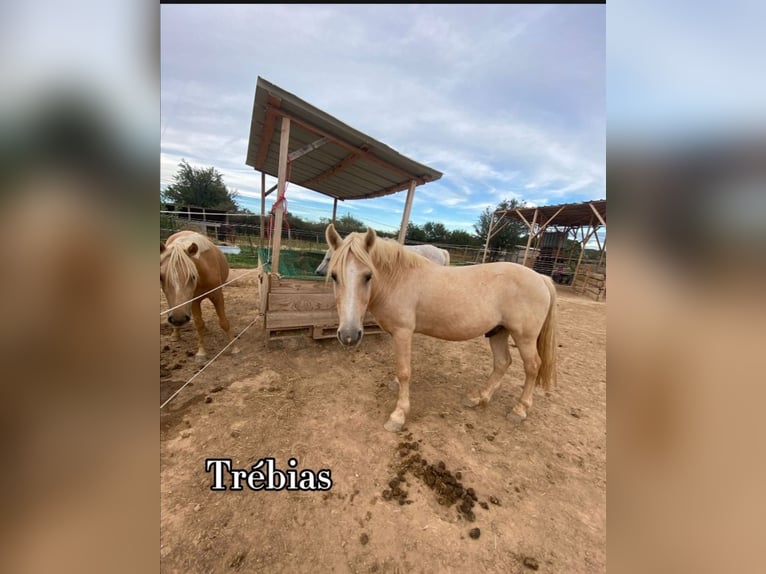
[245,77,442,200]
[499,199,606,228]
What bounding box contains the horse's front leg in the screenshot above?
[191,299,207,360]
[384,330,412,433]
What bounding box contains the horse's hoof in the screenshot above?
[230,347,241,355]
[507,409,527,424]
[387,379,399,391]
[384,419,404,433]
[195,353,207,363]
[463,397,481,409]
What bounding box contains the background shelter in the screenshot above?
[482,199,606,300]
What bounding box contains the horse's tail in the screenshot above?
[536,276,558,390]
[442,249,451,267]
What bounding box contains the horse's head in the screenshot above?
[160,240,200,327]
[315,248,332,276]
[326,224,376,346]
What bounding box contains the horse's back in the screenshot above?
[413,262,551,335]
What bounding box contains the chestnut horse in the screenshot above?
[160,230,238,359]
[325,224,557,432]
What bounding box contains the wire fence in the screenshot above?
[160,211,606,269]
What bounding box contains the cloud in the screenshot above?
[161,5,605,233]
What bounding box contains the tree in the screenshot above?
[446,229,480,246]
[334,212,367,233]
[403,222,427,242]
[423,221,448,243]
[162,159,239,211]
[474,198,526,258]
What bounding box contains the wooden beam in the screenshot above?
[514,208,532,230]
[522,209,539,266]
[270,117,291,276]
[589,201,606,227]
[397,180,417,243]
[254,95,282,169]
[332,198,338,225]
[572,226,597,286]
[287,137,330,163]
[482,212,496,263]
[263,183,279,197]
[540,205,566,230]
[259,171,265,247]
[300,152,361,188]
[362,180,412,199]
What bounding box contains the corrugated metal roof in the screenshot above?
[245,77,443,200]
[499,199,606,228]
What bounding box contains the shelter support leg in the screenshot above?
[384,330,412,432]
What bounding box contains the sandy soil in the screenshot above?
[161,268,606,573]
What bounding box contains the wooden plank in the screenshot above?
[300,152,361,188]
[287,137,330,162]
[268,292,336,312]
[312,323,385,340]
[270,278,333,294]
[266,309,378,330]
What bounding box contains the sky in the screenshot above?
[161,4,605,235]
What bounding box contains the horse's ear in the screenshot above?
[187,242,199,256]
[326,224,342,250]
[161,242,166,253]
[364,227,376,252]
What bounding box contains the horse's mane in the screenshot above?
[328,232,428,282]
[162,232,213,288]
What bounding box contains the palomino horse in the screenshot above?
[325,224,557,432]
[160,230,238,359]
[315,243,450,276]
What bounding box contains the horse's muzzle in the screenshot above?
[168,314,190,326]
[337,327,363,347]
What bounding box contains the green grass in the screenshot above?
[224,246,260,269]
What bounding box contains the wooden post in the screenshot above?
[397,180,417,244]
[270,116,291,276]
[482,212,496,263]
[521,209,539,266]
[597,234,606,268]
[259,171,265,247]
[332,197,338,226]
[572,223,596,288]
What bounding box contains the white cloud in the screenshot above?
[161,4,604,232]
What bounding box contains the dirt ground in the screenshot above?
[160,268,606,573]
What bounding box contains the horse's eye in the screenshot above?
[364,272,372,283]
[330,272,337,282]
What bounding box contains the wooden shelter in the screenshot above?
[245,77,443,339]
[483,199,606,300]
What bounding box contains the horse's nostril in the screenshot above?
[168,314,190,326]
